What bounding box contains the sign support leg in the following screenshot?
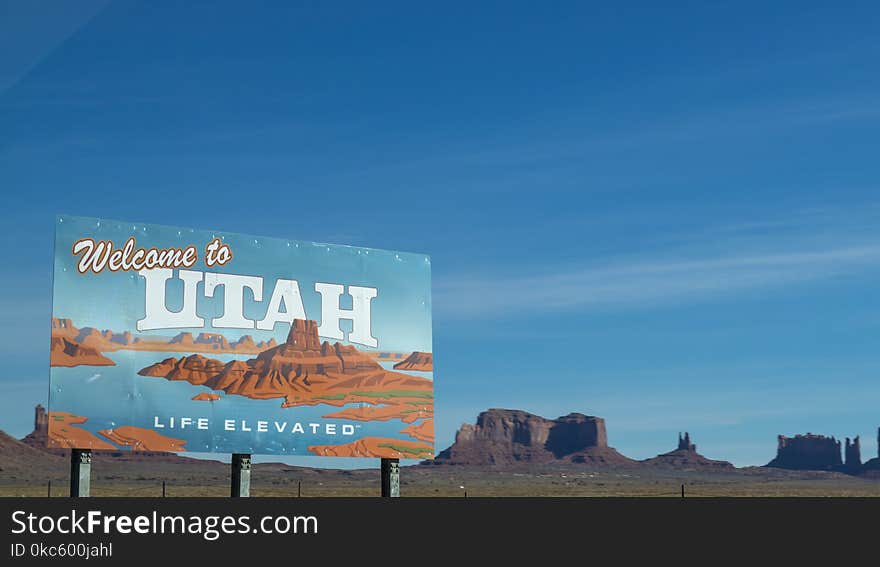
[70,449,91,497]
[231,453,251,497]
[381,458,400,497]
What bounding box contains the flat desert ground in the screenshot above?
[2,457,879,497]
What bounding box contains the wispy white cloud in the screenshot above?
[300,92,880,194]
[435,242,880,319]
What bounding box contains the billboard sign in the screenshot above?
[49,215,434,459]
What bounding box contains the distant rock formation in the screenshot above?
[642,432,734,470]
[678,432,696,452]
[432,409,634,466]
[844,437,861,471]
[766,433,843,470]
[860,428,880,478]
[393,351,433,371]
[34,404,48,437]
[21,404,49,449]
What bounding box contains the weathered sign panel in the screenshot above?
[49,215,434,459]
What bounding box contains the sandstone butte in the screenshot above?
[98,426,187,452]
[49,336,116,368]
[308,436,433,459]
[433,409,635,466]
[137,319,434,414]
[192,392,221,402]
[393,351,433,371]
[640,432,734,470]
[47,412,116,450]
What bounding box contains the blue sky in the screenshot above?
[2,1,880,467]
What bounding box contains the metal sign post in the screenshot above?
[381,458,400,497]
[231,453,251,497]
[70,449,91,497]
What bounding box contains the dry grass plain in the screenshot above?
[2,458,879,497]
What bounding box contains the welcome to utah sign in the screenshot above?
[48,215,434,460]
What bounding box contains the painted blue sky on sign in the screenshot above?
[53,215,432,353]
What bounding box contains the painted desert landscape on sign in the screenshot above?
[48,317,434,459]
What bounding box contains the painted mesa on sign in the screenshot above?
[137,319,435,457]
[49,316,434,458]
[393,351,433,371]
[138,320,432,407]
[139,319,434,458]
